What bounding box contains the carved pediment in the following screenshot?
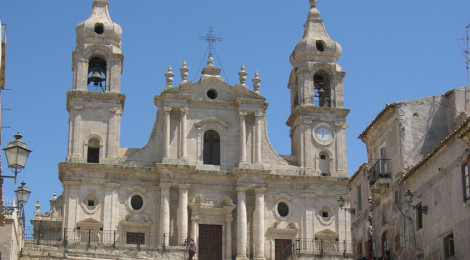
[315,229,339,240]
[77,217,103,230]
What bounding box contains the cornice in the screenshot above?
[286,106,349,127]
[66,91,125,112]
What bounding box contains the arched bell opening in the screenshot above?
[87,57,107,92]
[313,73,331,107]
[87,137,100,163]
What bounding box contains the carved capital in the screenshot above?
[303,119,313,125]
[180,108,188,114]
[74,105,84,111]
[255,188,266,194]
[236,187,248,193]
[164,107,172,113]
[239,112,248,118]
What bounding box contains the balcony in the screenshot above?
[368,159,392,193]
[23,226,188,255]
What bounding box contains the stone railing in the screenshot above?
[282,238,353,258]
[23,226,188,250]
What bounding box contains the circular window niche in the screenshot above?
[94,23,104,34]
[277,202,289,217]
[207,89,218,99]
[131,195,144,210]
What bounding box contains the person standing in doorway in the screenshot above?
[188,238,197,260]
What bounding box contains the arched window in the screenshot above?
[87,57,107,92]
[203,130,220,165]
[381,231,388,257]
[87,138,100,163]
[313,74,331,107]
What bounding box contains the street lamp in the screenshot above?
[2,132,32,182]
[3,182,31,224]
[337,196,355,256]
[404,190,428,214]
[0,132,32,225]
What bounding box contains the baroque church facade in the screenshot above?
[30,0,353,259]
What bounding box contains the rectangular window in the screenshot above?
[462,161,470,201]
[357,186,362,211]
[416,202,423,230]
[126,232,145,244]
[443,233,455,259]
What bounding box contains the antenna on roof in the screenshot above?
[460,25,470,87]
[194,27,230,83]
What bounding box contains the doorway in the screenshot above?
[199,224,223,260]
[275,239,292,260]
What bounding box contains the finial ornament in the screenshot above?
[252,71,261,94]
[165,66,174,88]
[238,65,247,86]
[207,56,214,66]
[309,0,317,8]
[180,60,189,83]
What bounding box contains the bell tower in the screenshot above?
[66,0,125,164]
[287,0,349,176]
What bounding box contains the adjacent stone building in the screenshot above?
[29,1,353,259]
[350,87,470,259]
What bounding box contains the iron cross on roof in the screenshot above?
[199,26,223,57]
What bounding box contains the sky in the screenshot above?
[1,1,469,224]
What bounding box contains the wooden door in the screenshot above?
[275,239,292,260]
[199,224,223,260]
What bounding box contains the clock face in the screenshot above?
[316,127,331,141]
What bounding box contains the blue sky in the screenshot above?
[1,1,469,223]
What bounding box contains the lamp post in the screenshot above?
[0,132,32,225]
[337,196,355,256]
[404,189,428,214]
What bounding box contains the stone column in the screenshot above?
[254,188,266,259]
[163,107,172,159]
[180,108,188,159]
[226,215,233,260]
[191,216,199,241]
[236,187,248,260]
[160,183,171,247]
[239,112,247,163]
[178,184,189,244]
[255,114,263,163]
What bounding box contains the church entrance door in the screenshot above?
[275,239,292,260]
[199,224,223,260]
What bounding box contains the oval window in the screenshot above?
[277,202,289,217]
[207,89,218,99]
[131,195,143,210]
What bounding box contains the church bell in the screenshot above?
[88,65,105,86]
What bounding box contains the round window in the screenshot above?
[277,202,289,217]
[207,89,218,99]
[131,195,143,210]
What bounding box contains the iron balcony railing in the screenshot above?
[368,159,391,186]
[23,226,189,250]
[281,238,353,259]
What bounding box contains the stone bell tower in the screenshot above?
[287,0,349,177]
[66,0,124,164]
